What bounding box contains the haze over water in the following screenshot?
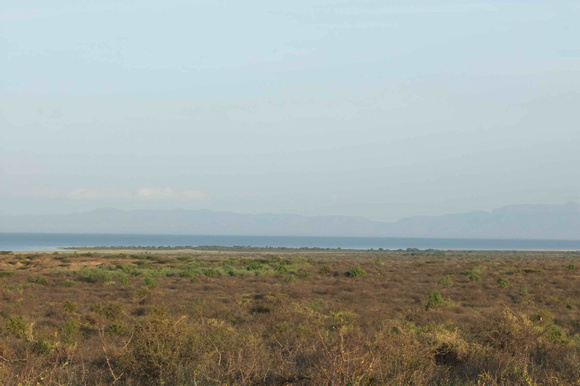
[2,233,580,252]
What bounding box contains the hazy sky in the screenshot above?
[1,1,579,222]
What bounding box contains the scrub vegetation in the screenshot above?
[0,248,578,385]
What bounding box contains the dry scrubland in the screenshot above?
[0,248,578,385]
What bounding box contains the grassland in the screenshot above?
[0,248,578,385]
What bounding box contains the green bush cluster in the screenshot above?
[425,291,448,310]
[438,275,454,286]
[497,278,512,289]
[5,315,30,338]
[347,267,367,277]
[465,265,485,282]
[63,301,79,313]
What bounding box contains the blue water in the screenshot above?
[1,232,580,251]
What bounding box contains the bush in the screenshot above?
[497,278,512,289]
[514,268,545,275]
[438,275,453,286]
[63,301,79,313]
[318,265,331,274]
[275,265,289,274]
[519,287,529,297]
[284,276,298,283]
[33,338,57,355]
[28,275,49,285]
[121,275,131,286]
[200,268,221,276]
[179,269,197,278]
[60,319,80,344]
[5,315,30,338]
[426,291,448,310]
[144,276,158,288]
[465,270,482,282]
[347,267,367,277]
[134,287,152,301]
[546,323,567,344]
[101,301,124,321]
[0,271,14,277]
[106,321,128,336]
[79,268,113,283]
[246,262,264,271]
[118,313,192,379]
[565,264,576,271]
[250,305,271,314]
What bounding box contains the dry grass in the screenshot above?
[0,249,578,384]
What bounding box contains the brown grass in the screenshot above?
[0,249,578,384]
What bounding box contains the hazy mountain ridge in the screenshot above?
[1,203,580,240]
[386,202,580,239]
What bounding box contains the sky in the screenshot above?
[1,0,579,222]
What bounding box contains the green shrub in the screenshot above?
[134,286,151,301]
[0,271,14,277]
[546,323,567,344]
[514,268,545,275]
[284,276,298,283]
[425,291,448,310]
[465,270,482,282]
[5,315,29,338]
[60,280,76,287]
[121,275,131,286]
[179,269,197,278]
[318,265,331,274]
[28,275,49,285]
[438,275,453,286]
[250,305,271,314]
[79,268,113,283]
[106,321,128,336]
[200,267,221,276]
[33,338,57,355]
[117,312,190,379]
[275,265,289,274]
[296,271,311,278]
[565,264,576,271]
[519,287,529,297]
[102,301,124,321]
[60,319,80,344]
[6,284,30,292]
[529,309,554,325]
[144,276,158,288]
[246,262,264,271]
[225,267,249,277]
[497,278,512,289]
[150,256,172,264]
[347,267,367,277]
[63,301,79,313]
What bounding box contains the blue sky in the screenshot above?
[1,1,579,221]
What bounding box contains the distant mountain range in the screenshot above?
[1,203,580,240]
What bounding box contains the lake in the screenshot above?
[1,232,580,251]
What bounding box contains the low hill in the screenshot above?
[1,203,579,239]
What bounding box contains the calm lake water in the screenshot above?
[1,232,580,251]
